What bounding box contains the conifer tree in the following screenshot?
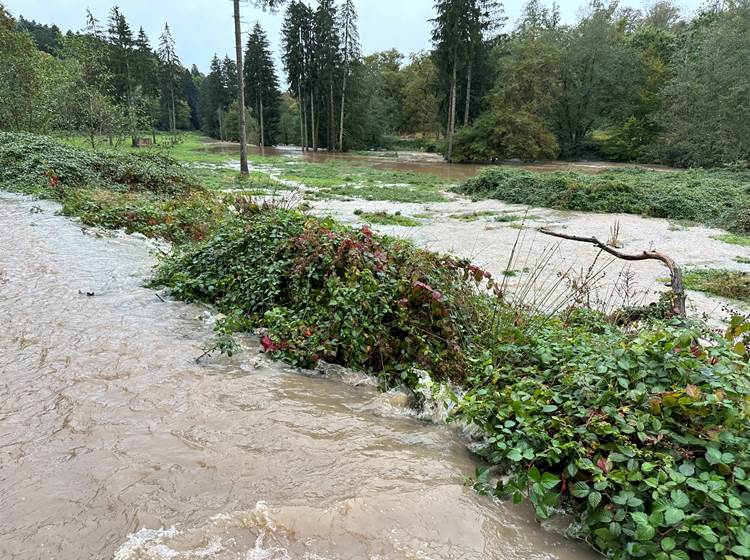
[338,0,360,150]
[158,23,180,136]
[244,23,281,147]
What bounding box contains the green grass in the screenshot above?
[456,167,750,234]
[315,183,445,203]
[734,256,750,264]
[683,269,750,303]
[714,233,750,247]
[356,211,420,227]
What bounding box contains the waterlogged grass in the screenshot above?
[684,269,750,303]
[714,233,750,247]
[456,167,750,234]
[356,211,420,227]
[450,210,499,221]
[316,183,445,203]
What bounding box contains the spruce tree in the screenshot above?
[157,23,180,136]
[244,23,281,147]
[338,0,361,150]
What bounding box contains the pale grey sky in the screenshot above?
[4,0,704,75]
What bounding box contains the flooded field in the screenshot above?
[0,192,598,559]
[202,142,676,182]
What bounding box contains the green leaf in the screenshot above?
[571,481,590,498]
[705,447,723,465]
[588,491,602,509]
[732,546,750,558]
[506,448,523,462]
[540,472,559,491]
[692,525,719,544]
[631,512,649,526]
[635,523,656,542]
[670,489,690,509]
[661,537,676,552]
[664,507,685,526]
[678,463,695,476]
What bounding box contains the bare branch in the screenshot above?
[539,228,687,318]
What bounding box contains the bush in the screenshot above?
[0,131,194,195]
[461,318,750,559]
[455,167,750,234]
[153,210,495,384]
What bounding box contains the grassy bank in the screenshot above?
[684,269,750,303]
[455,168,750,234]
[5,131,750,560]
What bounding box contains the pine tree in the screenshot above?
[338,0,361,150]
[244,23,281,147]
[158,23,180,136]
[107,6,138,145]
[314,0,341,150]
[281,0,314,150]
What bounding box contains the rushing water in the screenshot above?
[0,193,598,560]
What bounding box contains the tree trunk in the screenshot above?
[463,61,472,127]
[169,77,177,137]
[297,83,305,150]
[259,93,265,150]
[329,81,335,151]
[233,0,249,175]
[339,71,347,152]
[446,56,458,162]
[310,94,317,151]
[217,107,224,142]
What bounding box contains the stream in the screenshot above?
[0,193,599,559]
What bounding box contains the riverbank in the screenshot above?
[0,192,596,560]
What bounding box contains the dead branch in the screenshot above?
[539,228,686,318]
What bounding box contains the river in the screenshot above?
[0,192,598,559]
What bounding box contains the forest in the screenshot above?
[2,0,750,166]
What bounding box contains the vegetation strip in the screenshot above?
[4,132,750,559]
[455,167,750,235]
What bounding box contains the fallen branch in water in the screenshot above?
[539,228,686,318]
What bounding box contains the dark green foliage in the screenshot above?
[153,210,489,382]
[461,317,750,559]
[244,23,281,146]
[456,167,750,233]
[0,132,192,195]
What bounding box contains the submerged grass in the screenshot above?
[683,269,750,303]
[456,167,750,234]
[714,233,750,247]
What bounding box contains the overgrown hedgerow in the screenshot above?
[153,204,750,560]
[455,167,750,234]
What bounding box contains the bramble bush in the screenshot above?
[455,168,750,234]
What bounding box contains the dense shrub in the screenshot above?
[0,132,193,194]
[462,316,750,559]
[153,208,496,385]
[455,167,750,234]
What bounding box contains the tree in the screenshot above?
[657,1,750,166]
[432,0,504,161]
[233,0,249,174]
[0,7,42,131]
[400,52,441,137]
[107,6,139,145]
[314,0,341,150]
[338,0,360,150]
[281,0,314,150]
[158,23,180,137]
[244,23,281,147]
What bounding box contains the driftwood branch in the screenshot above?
[539,228,686,318]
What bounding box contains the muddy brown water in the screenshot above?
[203,143,676,183]
[0,193,598,559]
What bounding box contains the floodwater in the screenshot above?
[0,193,598,559]
[203,142,675,183]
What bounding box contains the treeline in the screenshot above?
[441,0,750,167]
[2,0,750,166]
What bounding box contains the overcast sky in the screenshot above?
[5,0,704,74]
